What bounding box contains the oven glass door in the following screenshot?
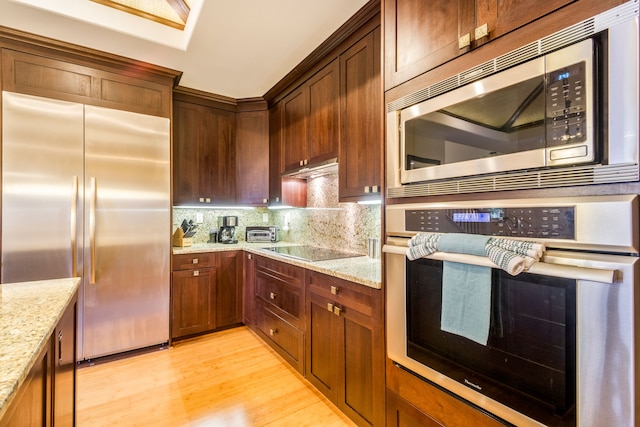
[406,257,576,425]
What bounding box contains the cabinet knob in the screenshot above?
[299,160,304,166]
[193,270,200,277]
[199,197,205,203]
[263,198,268,204]
[327,302,334,312]
[192,258,199,264]
[330,285,339,295]
[364,186,370,193]
[333,305,342,317]
[270,292,276,300]
[247,253,252,260]
[371,185,379,193]
[269,328,277,336]
[459,33,471,49]
[205,197,211,203]
[475,23,489,40]
[276,197,280,203]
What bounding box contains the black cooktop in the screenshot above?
[261,245,362,262]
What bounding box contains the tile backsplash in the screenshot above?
[173,173,381,254]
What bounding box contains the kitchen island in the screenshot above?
[0,277,80,423]
[173,242,382,289]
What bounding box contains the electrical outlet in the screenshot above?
[262,213,269,223]
[196,213,204,223]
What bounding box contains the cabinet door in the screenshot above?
[307,292,339,402]
[386,390,445,427]
[282,87,309,173]
[339,28,382,202]
[307,59,339,166]
[475,0,576,48]
[268,102,284,205]
[236,110,269,205]
[215,251,243,328]
[171,267,216,338]
[204,107,236,204]
[173,101,202,205]
[243,252,256,326]
[384,0,475,89]
[173,101,236,206]
[54,297,77,427]
[340,306,377,426]
[0,338,51,427]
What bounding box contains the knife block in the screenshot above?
[172,227,193,247]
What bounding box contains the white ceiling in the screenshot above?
[0,0,369,99]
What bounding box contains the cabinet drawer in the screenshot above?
[255,255,304,287]
[173,252,216,271]
[255,269,303,327]
[255,302,304,374]
[307,271,375,317]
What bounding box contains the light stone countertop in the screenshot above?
[0,277,81,420]
[173,242,382,289]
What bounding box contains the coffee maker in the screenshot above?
[218,216,238,244]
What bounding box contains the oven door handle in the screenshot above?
[383,241,616,284]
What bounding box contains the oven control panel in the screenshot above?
[405,206,575,239]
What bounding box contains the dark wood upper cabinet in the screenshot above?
[307,59,340,166]
[236,109,269,205]
[282,59,339,174]
[384,0,577,90]
[339,27,382,202]
[173,99,236,206]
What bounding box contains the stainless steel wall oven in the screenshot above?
[384,195,639,427]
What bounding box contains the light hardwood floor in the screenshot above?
[76,326,357,427]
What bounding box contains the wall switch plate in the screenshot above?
[262,213,269,223]
[196,213,204,223]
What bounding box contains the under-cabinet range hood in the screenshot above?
[282,157,338,179]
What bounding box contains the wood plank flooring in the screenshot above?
[76,326,356,427]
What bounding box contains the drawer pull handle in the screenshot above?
[330,286,339,295]
[193,270,199,277]
[333,305,342,316]
[269,328,277,336]
[270,292,276,300]
[327,303,334,312]
[192,258,199,264]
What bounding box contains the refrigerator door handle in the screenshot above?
[71,176,79,278]
[90,176,97,284]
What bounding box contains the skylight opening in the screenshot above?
[90,0,190,30]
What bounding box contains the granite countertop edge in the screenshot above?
[0,277,81,420]
[173,242,382,289]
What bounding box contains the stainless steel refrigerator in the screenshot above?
[2,91,170,361]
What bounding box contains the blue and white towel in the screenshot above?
[406,233,545,345]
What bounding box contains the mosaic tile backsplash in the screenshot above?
[173,173,381,254]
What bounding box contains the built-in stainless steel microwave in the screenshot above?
[386,2,639,198]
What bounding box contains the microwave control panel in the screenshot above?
[546,61,587,146]
[405,206,575,239]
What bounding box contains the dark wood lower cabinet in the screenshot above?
[172,266,217,338]
[0,339,52,427]
[171,251,243,340]
[1,290,78,427]
[251,255,306,374]
[54,296,78,426]
[386,360,507,427]
[386,389,445,427]
[306,271,384,426]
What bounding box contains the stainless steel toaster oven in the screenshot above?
[246,226,279,243]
